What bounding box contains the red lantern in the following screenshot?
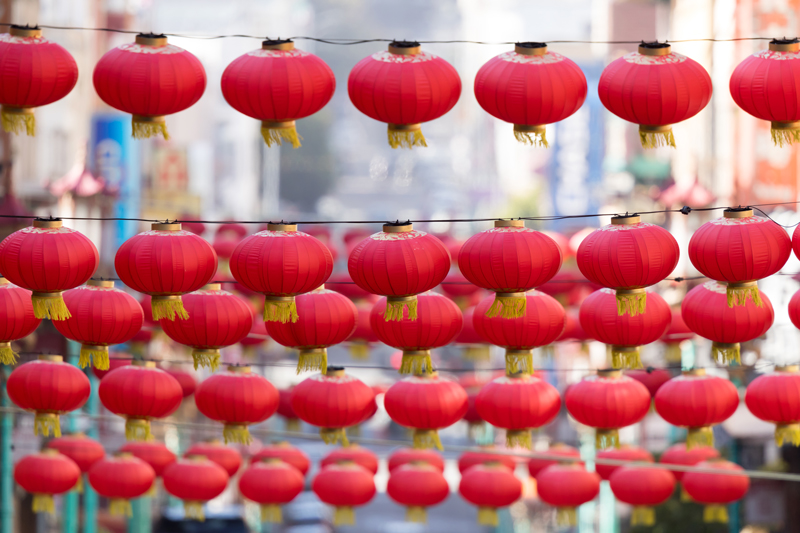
[474,43,586,146]
[475,374,561,448]
[266,287,357,373]
[349,223,450,320]
[222,40,335,148]
[252,442,310,476]
[730,39,800,146]
[327,271,376,301]
[745,365,800,446]
[473,291,565,374]
[47,433,104,492]
[388,448,445,473]
[458,449,516,473]
[231,223,333,323]
[6,355,90,437]
[162,456,229,521]
[565,369,650,449]
[349,301,379,359]
[92,356,131,380]
[119,441,177,478]
[527,443,581,479]
[625,369,672,398]
[52,280,143,370]
[595,445,653,480]
[0,219,98,320]
[88,454,155,517]
[559,309,589,343]
[348,42,461,148]
[14,449,80,515]
[313,462,376,526]
[458,220,562,318]
[291,368,375,445]
[790,289,800,330]
[463,391,484,434]
[456,307,491,361]
[654,369,739,448]
[682,460,749,523]
[438,272,481,306]
[93,34,206,139]
[459,463,522,526]
[98,360,183,441]
[576,215,678,316]
[660,442,720,482]
[321,445,378,475]
[661,308,694,362]
[689,208,790,307]
[537,464,601,526]
[277,389,301,431]
[239,459,304,523]
[598,42,712,148]
[0,277,40,364]
[388,462,449,523]
[384,372,468,450]
[370,291,462,375]
[115,222,217,321]
[580,288,671,369]
[609,466,676,526]
[163,367,197,398]
[185,441,242,477]
[240,313,270,351]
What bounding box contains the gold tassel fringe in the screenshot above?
[32,294,71,320]
[34,413,61,437]
[192,349,220,371]
[680,486,692,502]
[400,352,432,376]
[556,507,578,527]
[639,129,675,149]
[285,418,301,432]
[0,345,19,365]
[264,299,298,323]
[665,343,682,364]
[631,506,655,526]
[78,346,109,370]
[297,349,327,374]
[463,345,490,362]
[261,126,302,148]
[505,351,533,375]
[506,429,532,449]
[132,119,169,140]
[223,424,252,445]
[184,501,205,521]
[686,426,714,449]
[776,424,800,447]
[334,506,356,526]
[320,427,349,446]
[611,347,643,370]
[349,342,370,360]
[477,507,498,527]
[595,429,619,450]
[1,108,35,136]
[616,291,646,316]
[514,129,548,147]
[486,295,527,319]
[125,418,152,441]
[413,429,443,451]
[261,504,282,523]
[109,499,133,517]
[32,494,55,515]
[711,343,741,365]
[772,127,800,147]
[727,285,762,308]
[703,505,729,523]
[388,129,427,149]
[385,298,418,321]
[406,506,427,523]
[152,298,189,321]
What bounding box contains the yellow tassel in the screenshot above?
[406,506,427,523]
[556,507,578,527]
[388,128,427,149]
[664,343,682,364]
[320,427,349,446]
[505,351,533,375]
[611,347,643,370]
[72,475,83,493]
[146,481,157,498]
[349,342,370,360]
[78,346,110,370]
[513,128,548,147]
[771,127,800,147]
[506,429,532,449]
[413,429,443,451]
[184,501,205,521]
[385,298,418,321]
[686,426,714,449]
[32,494,55,515]
[776,423,800,447]
[334,506,356,526]
[109,499,133,517]
[285,418,301,432]
[32,293,71,320]
[400,352,432,376]
[152,298,189,321]
[595,429,619,450]
[264,299,298,323]
[261,504,282,523]
[261,125,302,148]
[639,129,675,149]
[34,413,61,437]
[463,346,491,362]
[477,507,498,527]
[727,284,762,308]
[631,506,655,526]
[616,291,646,316]
[125,418,152,441]
[680,486,693,502]
[132,118,169,140]
[703,505,729,524]
[711,343,741,365]
[0,344,19,365]
[223,424,252,445]
[192,349,221,371]
[1,107,35,136]
[297,348,327,374]
[485,295,527,319]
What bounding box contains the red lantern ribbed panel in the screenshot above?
[458,450,516,473]
[221,42,335,148]
[792,224,800,262]
[93,35,206,139]
[277,388,300,428]
[88,455,155,514]
[565,371,650,449]
[609,466,676,526]
[162,457,229,521]
[624,369,672,398]
[654,370,738,449]
[0,220,98,321]
[0,279,40,365]
[388,462,449,522]
[348,44,461,148]
[321,445,378,475]
[598,44,712,148]
[459,464,522,527]
[659,443,720,481]
[474,45,587,146]
[682,461,749,523]
[349,301,378,356]
[53,282,144,370]
[252,443,310,476]
[163,367,196,398]
[790,289,800,330]
[194,367,278,445]
[119,442,176,477]
[313,463,376,526]
[185,442,242,477]
[239,460,304,522]
[537,465,600,526]
[388,448,445,473]
[745,367,800,446]
[456,306,485,344]
[240,314,270,348]
[14,450,80,514]
[47,435,104,474]
[527,444,581,478]
[559,310,589,342]
[595,446,653,481]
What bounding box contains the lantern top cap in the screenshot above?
[132,359,156,368]
[262,39,294,51]
[723,207,753,219]
[495,219,525,228]
[770,38,800,52]
[326,366,346,377]
[10,25,42,38]
[389,41,421,56]
[777,364,800,373]
[638,41,671,56]
[87,279,114,288]
[611,214,640,225]
[683,367,706,376]
[267,222,297,232]
[383,221,413,233]
[136,33,168,47]
[114,451,134,459]
[152,222,181,231]
[38,354,63,362]
[202,283,222,291]
[227,365,251,374]
[597,369,622,379]
[34,218,62,229]
[186,454,208,462]
[41,448,60,456]
[515,42,547,56]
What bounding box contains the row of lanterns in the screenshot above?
[1,25,799,148]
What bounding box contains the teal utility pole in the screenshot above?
[1,365,13,533]
[128,497,151,533]
[63,345,80,533]
[83,372,100,533]
[579,432,597,532]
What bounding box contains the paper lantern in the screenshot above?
[98,360,183,441]
[162,456,229,521]
[730,39,800,146]
[6,355,90,437]
[321,445,379,475]
[266,287,357,373]
[595,445,653,480]
[0,219,98,320]
[119,441,177,479]
[537,464,600,526]
[458,449,516,473]
[661,308,694,362]
[222,39,335,147]
[456,307,491,361]
[349,301,378,359]
[239,459,304,523]
[313,462,376,526]
[230,223,333,323]
[745,365,800,446]
[327,271,376,301]
[682,460,749,523]
[88,454,155,517]
[654,369,738,448]
[438,272,482,306]
[0,277,40,364]
[388,448,445,473]
[92,355,130,380]
[625,369,672,398]
[93,34,206,139]
[185,441,241,477]
[370,291,462,375]
[790,289,800,330]
[348,41,461,148]
[459,463,522,526]
[660,442,719,498]
[14,449,80,515]
[47,433,104,492]
[388,462,449,523]
[276,388,301,431]
[240,313,270,350]
[527,444,581,479]
[598,42,712,148]
[689,208,790,307]
[252,442,310,476]
[609,466,676,526]
[163,367,197,398]
[349,223,450,320]
[580,288,671,369]
[115,222,217,321]
[682,280,774,364]
[458,220,562,318]
[474,43,586,146]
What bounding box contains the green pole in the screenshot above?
[729,440,740,533]
[83,372,100,533]
[63,344,80,533]
[128,497,151,533]
[579,431,597,532]
[1,366,13,533]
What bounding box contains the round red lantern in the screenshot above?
[660,442,720,481]
[0,277,40,365]
[790,289,800,330]
[580,288,671,369]
[537,464,601,526]
[240,314,270,351]
[349,301,378,359]
[93,34,206,139]
[463,391,484,435]
[266,287,357,373]
[162,456,229,521]
[370,291,462,375]
[119,441,177,479]
[52,280,143,370]
[458,220,562,318]
[661,308,695,362]
[384,372,468,450]
[388,462,449,523]
[745,365,800,446]
[313,462,376,526]
[14,449,80,515]
[654,369,739,448]
[47,433,104,492]
[327,271,375,301]
[115,222,217,321]
[456,307,491,361]
[92,356,131,380]
[321,445,378,475]
[7,355,90,437]
[252,442,310,476]
[625,368,672,398]
[291,368,375,445]
[231,223,333,323]
[458,449,516,473]
[474,43,586,146]
[565,369,650,449]
[277,389,301,431]
[527,443,581,479]
[0,219,98,320]
[595,445,653,480]
[388,448,445,473]
[88,454,155,517]
[459,463,522,526]
[689,208,790,307]
[349,223,450,320]
[598,42,712,148]
[730,39,800,146]
[609,466,676,526]
[348,42,461,148]
[473,291,565,374]
[163,367,197,398]
[98,360,183,441]
[222,40,335,148]
[239,459,304,523]
[682,460,749,523]
[185,441,241,477]
[438,272,481,306]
